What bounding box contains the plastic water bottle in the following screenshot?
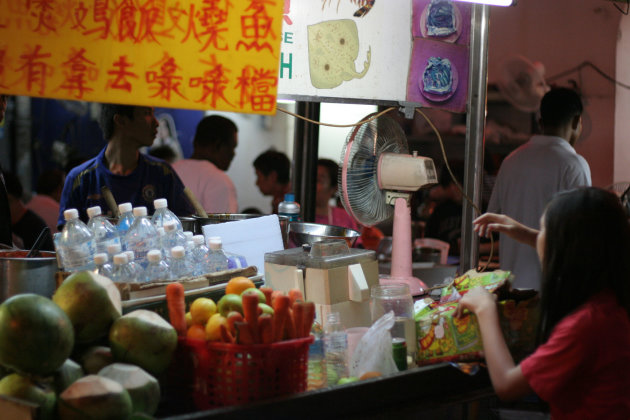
[307,329,327,390]
[117,202,135,239]
[207,236,229,273]
[324,312,348,386]
[124,250,145,282]
[111,253,134,283]
[107,243,122,263]
[169,246,193,280]
[225,250,248,269]
[125,207,159,269]
[152,198,182,231]
[57,209,96,272]
[145,249,170,282]
[162,220,187,258]
[87,206,121,254]
[278,193,301,222]
[191,235,210,276]
[93,252,113,279]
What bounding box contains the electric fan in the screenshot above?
[497,55,549,113]
[339,113,438,295]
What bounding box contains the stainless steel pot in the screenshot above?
[0,250,59,302]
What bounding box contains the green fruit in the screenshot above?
[217,294,243,317]
[258,303,274,315]
[58,375,132,420]
[53,271,122,344]
[337,376,359,385]
[0,294,74,376]
[109,310,177,376]
[80,346,114,375]
[0,373,56,420]
[53,359,84,395]
[241,287,266,304]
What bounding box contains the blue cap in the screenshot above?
[284,193,295,202]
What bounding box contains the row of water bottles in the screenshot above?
[55,198,237,281]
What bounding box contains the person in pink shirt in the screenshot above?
[315,158,359,232]
[26,169,65,233]
[459,187,630,419]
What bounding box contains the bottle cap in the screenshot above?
[157,227,165,236]
[154,198,167,209]
[87,206,102,218]
[284,193,295,202]
[171,246,185,258]
[94,253,108,265]
[163,220,177,232]
[133,206,148,217]
[192,235,205,245]
[125,251,135,261]
[183,231,193,240]
[113,253,128,265]
[63,209,79,221]
[208,237,222,250]
[118,202,132,214]
[147,249,162,262]
[107,243,122,255]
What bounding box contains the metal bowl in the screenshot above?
[288,222,360,248]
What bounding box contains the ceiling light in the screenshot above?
[452,0,516,6]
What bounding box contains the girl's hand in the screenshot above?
[454,287,497,317]
[473,213,539,248]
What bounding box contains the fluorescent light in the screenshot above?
[452,0,516,6]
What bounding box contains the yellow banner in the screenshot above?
[0,0,284,115]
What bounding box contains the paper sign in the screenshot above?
[0,0,284,115]
[202,214,284,276]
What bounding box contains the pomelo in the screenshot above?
[58,375,132,420]
[109,310,177,376]
[0,294,74,376]
[53,271,122,344]
[98,363,160,416]
[0,373,56,420]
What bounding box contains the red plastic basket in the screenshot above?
[187,336,314,409]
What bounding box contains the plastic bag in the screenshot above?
[349,311,398,378]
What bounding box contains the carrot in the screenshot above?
[242,290,260,344]
[235,321,254,345]
[220,324,235,344]
[293,301,305,338]
[301,301,316,338]
[260,287,274,305]
[272,295,290,342]
[284,307,296,340]
[258,314,273,344]
[227,311,244,336]
[288,289,304,306]
[270,290,284,306]
[166,282,187,337]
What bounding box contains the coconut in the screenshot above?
[98,363,160,416]
[53,271,122,344]
[53,359,84,395]
[80,346,114,375]
[0,373,56,420]
[58,375,132,420]
[0,294,74,376]
[109,310,177,376]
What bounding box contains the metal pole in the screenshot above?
[461,5,489,273]
[292,101,320,222]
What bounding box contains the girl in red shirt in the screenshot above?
[459,187,630,419]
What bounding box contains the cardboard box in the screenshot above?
[415,270,539,365]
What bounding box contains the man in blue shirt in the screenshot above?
[58,104,194,228]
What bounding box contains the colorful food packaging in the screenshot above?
[415,270,539,366]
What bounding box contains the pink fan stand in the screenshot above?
[380,197,427,296]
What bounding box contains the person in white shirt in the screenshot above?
[487,87,591,290]
[172,115,238,214]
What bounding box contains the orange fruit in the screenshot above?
[225,276,256,296]
[185,312,193,328]
[359,371,382,381]
[187,324,206,341]
[190,298,217,325]
[205,313,228,341]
